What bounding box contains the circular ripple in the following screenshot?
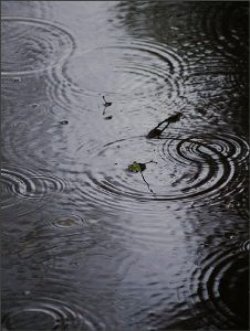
[239,239,250,253]
[50,214,86,229]
[71,131,248,213]
[1,167,65,216]
[2,17,76,76]
[44,64,90,113]
[165,132,249,163]
[2,298,108,331]
[44,214,88,238]
[66,40,186,103]
[160,131,248,203]
[185,247,249,329]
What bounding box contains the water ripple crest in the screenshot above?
[2,297,108,331]
[180,246,249,329]
[65,39,186,103]
[70,130,248,213]
[2,17,76,76]
[1,166,66,216]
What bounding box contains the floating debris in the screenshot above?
[166,112,182,123]
[13,77,21,83]
[102,96,112,116]
[147,112,182,139]
[104,115,113,120]
[127,161,157,194]
[102,96,112,107]
[146,127,164,139]
[127,160,157,173]
[128,161,146,173]
[59,120,69,125]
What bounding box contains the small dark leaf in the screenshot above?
[104,116,113,120]
[59,120,69,125]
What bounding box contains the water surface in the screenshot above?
[1,1,249,330]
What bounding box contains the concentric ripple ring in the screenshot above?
[1,167,66,216]
[185,247,249,329]
[2,17,76,76]
[2,298,108,331]
[65,39,186,101]
[71,131,248,213]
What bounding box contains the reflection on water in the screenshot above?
[1,1,249,330]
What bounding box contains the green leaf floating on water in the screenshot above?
[127,161,146,173]
[127,160,157,194]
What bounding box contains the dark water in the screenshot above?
[1,1,249,330]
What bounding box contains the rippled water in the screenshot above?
[1,1,249,330]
